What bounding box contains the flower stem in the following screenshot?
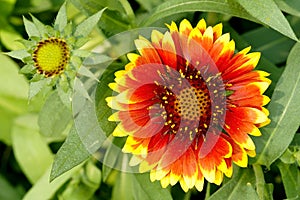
[205,182,211,199]
[119,0,136,26]
[253,164,265,200]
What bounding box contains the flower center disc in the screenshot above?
[174,87,210,121]
[33,38,70,77]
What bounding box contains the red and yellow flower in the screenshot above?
[106,19,270,192]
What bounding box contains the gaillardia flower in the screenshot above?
[7,3,104,96]
[106,19,271,192]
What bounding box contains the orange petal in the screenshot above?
[228,106,268,123]
[196,18,207,33]
[179,19,193,36]
[182,148,198,188]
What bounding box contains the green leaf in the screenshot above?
[0,20,24,50]
[70,0,130,35]
[0,0,16,17]
[133,173,173,200]
[0,54,28,98]
[83,53,113,66]
[50,126,90,182]
[253,164,274,200]
[253,42,300,167]
[235,0,298,41]
[135,0,165,12]
[72,76,109,154]
[275,0,300,17]
[28,79,50,100]
[12,114,53,183]
[74,8,106,37]
[95,64,121,136]
[14,0,64,13]
[280,149,296,164]
[54,2,68,32]
[102,137,126,182]
[208,167,259,200]
[60,161,101,200]
[277,162,300,199]
[223,23,283,95]
[0,107,16,145]
[0,54,28,145]
[112,172,172,200]
[23,164,82,200]
[0,175,23,200]
[70,0,124,13]
[38,91,72,138]
[112,172,134,200]
[242,17,300,65]
[23,16,40,38]
[74,77,92,101]
[141,0,258,26]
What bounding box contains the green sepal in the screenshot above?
[54,2,68,32]
[75,37,90,48]
[4,49,31,60]
[74,8,106,37]
[73,49,91,57]
[28,79,48,100]
[30,73,43,82]
[59,73,71,93]
[23,16,40,38]
[63,22,73,37]
[280,149,296,164]
[30,14,48,37]
[16,38,33,47]
[19,64,36,74]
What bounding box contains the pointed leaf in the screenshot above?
[54,2,68,32]
[208,167,259,200]
[50,126,90,181]
[74,77,92,101]
[78,66,99,81]
[23,165,83,200]
[242,16,300,65]
[133,173,173,200]
[38,91,72,138]
[95,64,122,136]
[102,137,126,182]
[23,16,40,38]
[74,8,106,37]
[60,161,101,200]
[235,0,298,41]
[275,0,300,17]
[112,172,172,200]
[5,49,30,60]
[28,79,49,100]
[12,114,53,183]
[277,162,300,199]
[141,0,258,26]
[30,14,48,36]
[253,42,300,167]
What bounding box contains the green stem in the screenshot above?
[119,0,136,26]
[205,182,211,199]
[253,164,265,200]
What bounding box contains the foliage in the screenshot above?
[0,0,300,199]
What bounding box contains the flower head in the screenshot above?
[33,37,70,77]
[7,3,105,97]
[106,19,271,192]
